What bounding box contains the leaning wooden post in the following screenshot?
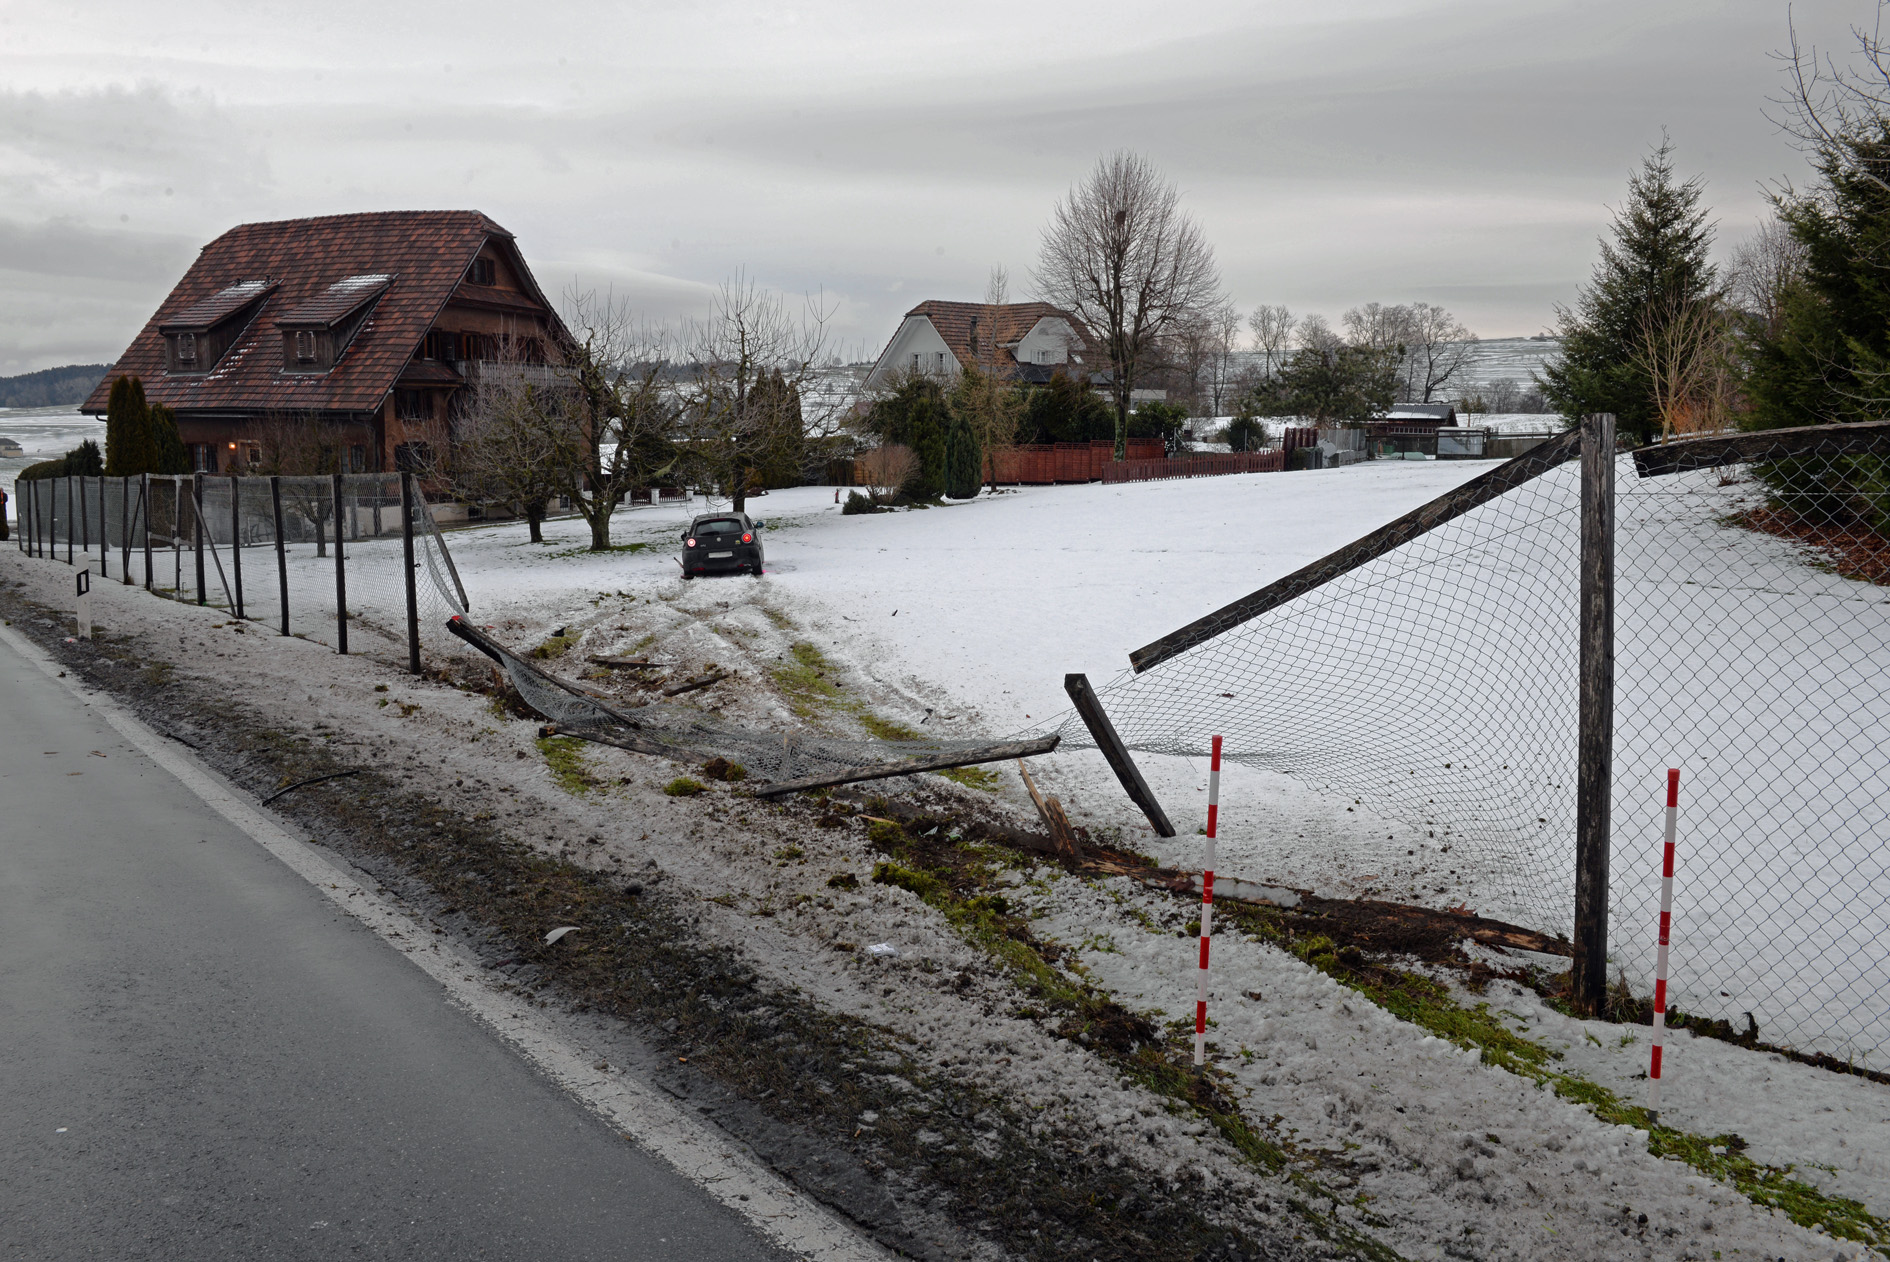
[332,472,348,654]
[271,476,289,636]
[65,476,74,564]
[193,471,207,605]
[229,475,244,620]
[1064,672,1176,837]
[1573,412,1616,1018]
[400,470,421,674]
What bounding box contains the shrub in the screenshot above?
[841,490,878,515]
[663,776,707,797]
[701,757,747,782]
[826,872,860,891]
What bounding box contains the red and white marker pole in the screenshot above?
[1648,767,1680,1121]
[1195,735,1222,1069]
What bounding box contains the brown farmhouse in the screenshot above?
[81,210,568,474]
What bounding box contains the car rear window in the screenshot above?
[695,518,743,534]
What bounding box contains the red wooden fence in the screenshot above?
[988,439,1166,484]
[1098,449,1284,484]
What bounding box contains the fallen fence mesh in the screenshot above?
[1053,423,1890,1064]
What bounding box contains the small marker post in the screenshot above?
[75,568,92,640]
[1194,734,1222,1070]
[1649,767,1680,1122]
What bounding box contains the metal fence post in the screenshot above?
[400,471,421,674]
[1574,412,1616,1018]
[141,475,153,591]
[120,476,131,584]
[229,475,244,620]
[332,472,348,655]
[65,476,74,565]
[96,474,107,580]
[272,477,289,636]
[193,472,206,606]
[79,475,88,558]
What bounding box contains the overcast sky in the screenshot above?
[0,0,1867,376]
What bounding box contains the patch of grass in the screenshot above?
[826,871,859,890]
[531,629,581,659]
[761,606,795,631]
[536,735,601,795]
[702,757,747,782]
[771,641,846,721]
[935,764,1003,791]
[1217,899,1890,1252]
[859,712,922,741]
[548,541,655,560]
[663,776,707,797]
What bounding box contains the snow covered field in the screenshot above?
[246,455,1890,1066]
[7,457,1886,1259]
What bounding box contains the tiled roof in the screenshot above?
[276,274,393,327]
[82,211,557,416]
[904,300,1091,372]
[161,280,276,331]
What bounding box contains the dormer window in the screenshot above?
[468,257,496,285]
[294,330,316,364]
[176,332,198,364]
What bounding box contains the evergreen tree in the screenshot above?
[1743,125,1890,530]
[151,404,191,474]
[1539,138,1719,446]
[943,414,982,498]
[866,371,951,498]
[1247,345,1401,424]
[1018,370,1112,444]
[103,374,156,475]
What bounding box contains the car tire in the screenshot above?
[681,573,694,581]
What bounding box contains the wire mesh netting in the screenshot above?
[1056,425,1890,1063]
[450,618,1051,790]
[15,473,472,670]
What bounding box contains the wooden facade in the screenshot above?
[81,211,567,476]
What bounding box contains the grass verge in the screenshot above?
[1216,900,1890,1254]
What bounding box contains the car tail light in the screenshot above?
[741,532,753,544]
[685,537,696,548]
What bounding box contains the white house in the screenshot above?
[864,300,1095,392]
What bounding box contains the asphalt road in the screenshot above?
[0,631,793,1261]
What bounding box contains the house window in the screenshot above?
[349,444,367,474]
[396,389,429,420]
[394,442,432,473]
[468,257,496,285]
[910,352,922,370]
[294,330,317,363]
[1036,349,1050,364]
[935,352,946,371]
[176,332,198,365]
[189,443,218,473]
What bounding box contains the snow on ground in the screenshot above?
[12,460,1886,1259]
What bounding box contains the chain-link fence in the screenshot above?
[13,472,470,672]
[1056,420,1890,1065]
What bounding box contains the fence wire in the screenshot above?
[1057,426,1890,1064]
[14,473,475,672]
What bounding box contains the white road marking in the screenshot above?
[0,621,887,1262]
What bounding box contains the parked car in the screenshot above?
[680,512,766,578]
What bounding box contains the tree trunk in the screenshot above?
[526,503,544,544]
[731,480,747,513]
[588,507,610,552]
[314,514,327,559]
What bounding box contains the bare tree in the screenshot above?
[1342,301,1411,355]
[1248,303,1297,378]
[1401,302,1479,403]
[1632,293,1739,437]
[1033,150,1222,457]
[1770,3,1890,195]
[1202,296,1243,415]
[252,410,347,555]
[1295,312,1343,353]
[677,273,832,513]
[556,290,677,551]
[1727,217,1809,338]
[857,445,917,504]
[429,334,571,544]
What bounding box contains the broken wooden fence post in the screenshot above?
[1574,411,1615,1018]
[1016,758,1081,862]
[1063,672,1175,837]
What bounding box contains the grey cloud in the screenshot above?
[0,217,199,284]
[0,83,270,202]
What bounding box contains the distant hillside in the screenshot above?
[0,364,112,409]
